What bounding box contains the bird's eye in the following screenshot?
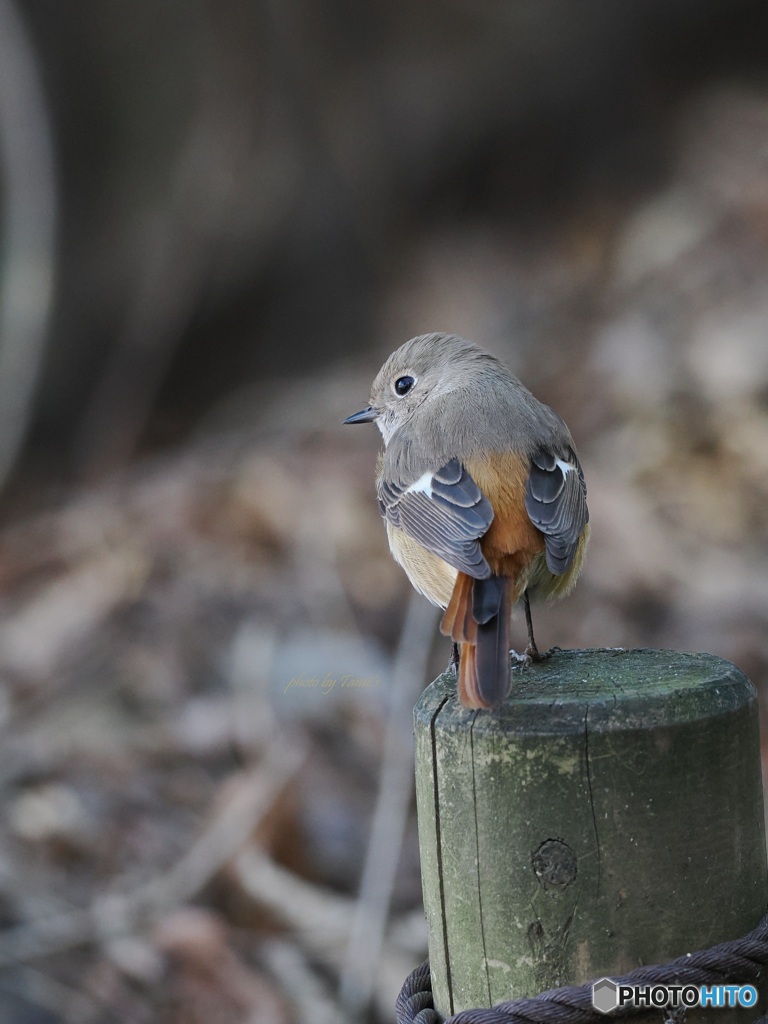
[394,375,415,396]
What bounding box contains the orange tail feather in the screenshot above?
[441,573,513,709]
[440,572,476,643]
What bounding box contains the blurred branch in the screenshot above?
[233,844,419,1018]
[73,14,254,479]
[72,208,205,479]
[261,939,354,1024]
[340,592,438,1015]
[0,965,113,1024]
[134,735,307,914]
[234,844,355,954]
[0,734,307,966]
[0,0,57,490]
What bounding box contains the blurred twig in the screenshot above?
[0,0,57,490]
[0,965,118,1024]
[233,844,418,1019]
[340,592,439,1015]
[234,844,355,954]
[73,208,206,478]
[73,20,255,479]
[0,734,307,966]
[134,736,307,914]
[261,938,353,1024]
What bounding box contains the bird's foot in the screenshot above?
[528,644,554,663]
[511,644,553,669]
[525,641,547,663]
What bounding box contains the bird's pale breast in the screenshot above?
[386,520,457,608]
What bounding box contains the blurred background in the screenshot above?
[1,0,768,1020]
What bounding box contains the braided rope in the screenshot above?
[396,911,768,1024]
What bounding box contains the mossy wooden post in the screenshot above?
[414,648,768,1021]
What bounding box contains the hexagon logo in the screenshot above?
[592,978,619,1014]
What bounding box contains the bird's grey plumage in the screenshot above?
[378,458,493,579]
[525,448,588,575]
[371,333,588,580]
[376,335,566,476]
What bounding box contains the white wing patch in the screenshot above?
[525,447,588,576]
[406,471,434,497]
[377,458,494,579]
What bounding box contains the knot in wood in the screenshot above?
[532,838,577,892]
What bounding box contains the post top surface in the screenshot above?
[415,647,755,735]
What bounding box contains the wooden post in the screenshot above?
[414,648,768,1019]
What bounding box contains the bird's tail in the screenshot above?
[441,573,512,709]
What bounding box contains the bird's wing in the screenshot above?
[524,447,589,575]
[378,458,493,578]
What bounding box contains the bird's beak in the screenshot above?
[343,407,377,425]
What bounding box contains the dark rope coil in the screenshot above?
[396,911,768,1024]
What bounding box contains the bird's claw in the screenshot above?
[528,645,552,663]
[510,644,553,669]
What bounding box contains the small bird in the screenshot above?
[344,333,589,709]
